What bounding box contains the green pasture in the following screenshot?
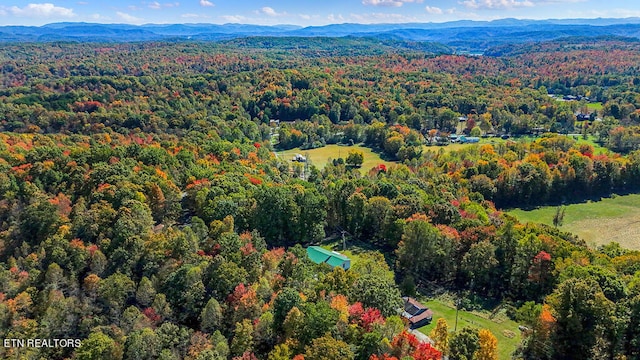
[423,143,475,154]
[573,135,609,154]
[417,298,522,360]
[423,135,609,155]
[586,102,604,111]
[276,144,394,174]
[551,98,603,111]
[319,238,522,359]
[507,194,640,250]
[423,138,503,154]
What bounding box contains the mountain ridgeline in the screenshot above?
[5,18,640,360]
[3,18,640,53]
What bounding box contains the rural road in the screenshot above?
[409,328,434,344]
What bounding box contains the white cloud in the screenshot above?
[77,1,88,5]
[349,12,418,23]
[425,5,443,14]
[147,2,179,9]
[9,3,76,18]
[542,0,585,3]
[220,15,247,22]
[606,8,640,17]
[327,13,345,22]
[116,11,144,24]
[259,6,285,17]
[199,0,214,7]
[443,7,482,17]
[567,8,640,18]
[362,0,423,7]
[90,13,111,20]
[461,0,534,10]
[261,7,275,16]
[182,13,209,19]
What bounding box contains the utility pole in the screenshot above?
[454,297,460,332]
[341,230,346,251]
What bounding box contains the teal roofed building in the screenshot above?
[306,246,351,270]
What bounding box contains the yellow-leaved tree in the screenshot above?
[429,318,449,355]
[474,328,498,360]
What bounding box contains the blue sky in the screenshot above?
[1,1,640,26]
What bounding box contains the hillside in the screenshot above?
[2,19,640,53]
[2,36,640,359]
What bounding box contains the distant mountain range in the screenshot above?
[3,18,640,52]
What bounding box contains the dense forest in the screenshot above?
[1,38,640,360]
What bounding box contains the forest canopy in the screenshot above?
[1,39,640,359]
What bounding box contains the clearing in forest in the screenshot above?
[507,194,640,250]
[276,144,394,174]
[417,298,522,360]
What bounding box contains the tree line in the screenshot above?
[1,40,640,359]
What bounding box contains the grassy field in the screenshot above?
[586,102,604,111]
[423,136,540,155]
[319,237,522,358]
[423,138,506,154]
[318,234,396,266]
[573,135,609,154]
[278,136,609,172]
[276,144,394,174]
[320,241,371,262]
[423,143,476,154]
[423,135,609,155]
[507,194,640,250]
[416,298,522,360]
[552,99,603,111]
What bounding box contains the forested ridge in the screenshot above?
[1,39,640,360]
[3,20,640,51]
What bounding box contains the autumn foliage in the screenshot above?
[371,331,441,360]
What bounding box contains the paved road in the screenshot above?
[409,328,434,344]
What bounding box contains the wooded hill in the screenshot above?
[3,19,640,53]
[1,38,640,359]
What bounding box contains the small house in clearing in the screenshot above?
[401,297,433,329]
[292,154,307,162]
[306,246,351,270]
[458,135,480,143]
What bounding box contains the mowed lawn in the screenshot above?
[319,241,523,358]
[586,102,604,111]
[417,299,522,360]
[423,143,476,154]
[573,135,610,154]
[507,194,640,250]
[424,135,609,155]
[423,137,539,155]
[276,144,394,174]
